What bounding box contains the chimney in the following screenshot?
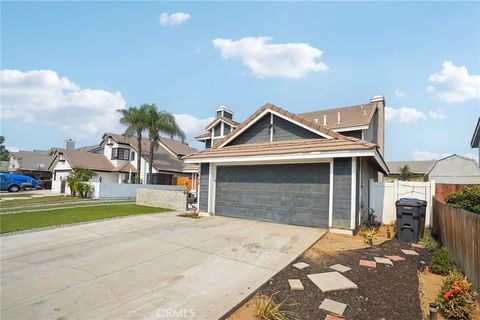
[64,139,75,150]
[323,115,327,126]
[337,112,341,124]
[370,95,385,103]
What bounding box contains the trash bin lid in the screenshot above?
[396,198,422,206]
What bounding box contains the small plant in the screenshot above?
[358,224,378,245]
[255,293,297,320]
[429,246,455,275]
[179,212,201,219]
[419,228,441,250]
[437,271,478,320]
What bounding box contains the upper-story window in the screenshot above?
[130,151,135,161]
[111,147,130,160]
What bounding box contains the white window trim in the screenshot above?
[333,125,369,132]
[350,157,357,230]
[218,108,334,148]
[270,113,274,142]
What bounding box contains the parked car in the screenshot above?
[0,172,42,192]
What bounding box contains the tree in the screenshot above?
[0,136,10,161]
[65,166,97,197]
[145,104,185,184]
[398,165,413,181]
[117,105,150,183]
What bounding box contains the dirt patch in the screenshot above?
[418,270,446,320]
[226,296,257,320]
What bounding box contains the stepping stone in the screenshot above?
[401,249,419,256]
[385,255,406,262]
[330,264,351,273]
[374,257,393,266]
[307,272,357,292]
[412,243,425,249]
[288,279,304,291]
[319,298,347,316]
[359,259,376,268]
[325,315,343,320]
[293,262,310,270]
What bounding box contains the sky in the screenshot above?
[1,1,479,161]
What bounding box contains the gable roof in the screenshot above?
[471,118,480,148]
[104,133,196,156]
[216,103,341,148]
[195,132,211,140]
[205,116,239,130]
[386,160,435,174]
[299,101,378,130]
[9,150,53,171]
[57,149,116,172]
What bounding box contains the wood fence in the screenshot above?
[433,199,480,291]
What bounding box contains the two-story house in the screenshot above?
[195,105,240,149]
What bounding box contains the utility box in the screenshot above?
[395,198,423,243]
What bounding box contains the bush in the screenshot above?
[445,186,480,214]
[255,293,297,320]
[437,271,478,320]
[429,246,455,275]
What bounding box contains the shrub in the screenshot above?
[429,246,455,275]
[255,293,297,320]
[358,224,378,245]
[445,186,480,214]
[437,271,478,320]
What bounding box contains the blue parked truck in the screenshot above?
[0,173,42,192]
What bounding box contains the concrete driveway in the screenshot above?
[1,212,326,320]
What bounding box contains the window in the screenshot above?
[130,151,135,161]
[111,148,130,160]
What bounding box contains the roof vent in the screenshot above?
[370,95,385,103]
[314,118,319,124]
[337,112,341,124]
[323,115,327,126]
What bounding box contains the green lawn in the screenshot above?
[0,193,34,199]
[0,195,85,207]
[0,204,171,234]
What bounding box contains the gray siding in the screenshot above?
[273,115,321,141]
[205,139,211,149]
[224,124,231,135]
[214,123,221,137]
[364,111,378,144]
[224,112,233,120]
[229,114,270,145]
[332,158,352,229]
[199,163,209,212]
[216,111,222,118]
[341,130,362,139]
[215,163,330,228]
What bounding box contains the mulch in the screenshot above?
[259,239,431,320]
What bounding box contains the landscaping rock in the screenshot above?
[319,298,347,316]
[385,255,406,262]
[401,249,419,256]
[288,279,304,291]
[325,315,343,320]
[307,272,357,292]
[329,263,351,273]
[293,262,310,270]
[374,257,393,266]
[359,259,376,268]
[411,243,425,249]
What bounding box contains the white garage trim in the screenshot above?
[350,157,357,230]
[329,160,334,228]
[207,163,217,214]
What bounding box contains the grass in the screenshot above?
[0,195,85,207]
[0,204,171,234]
[0,200,134,214]
[420,228,441,250]
[0,193,34,199]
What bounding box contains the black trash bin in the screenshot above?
[400,198,427,238]
[395,198,422,243]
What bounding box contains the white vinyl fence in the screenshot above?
[369,180,436,226]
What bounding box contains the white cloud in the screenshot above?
[385,106,426,123]
[394,88,406,98]
[6,146,20,152]
[412,150,439,161]
[159,12,191,26]
[427,61,480,102]
[212,36,328,78]
[174,113,214,147]
[0,69,126,139]
[428,109,445,119]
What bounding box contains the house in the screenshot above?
[386,160,435,181]
[425,154,480,184]
[49,132,198,194]
[8,150,54,181]
[184,96,389,234]
[471,117,479,164]
[195,105,240,148]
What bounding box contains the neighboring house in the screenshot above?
[426,154,480,184]
[184,96,389,234]
[0,161,9,172]
[49,132,198,194]
[195,105,240,149]
[8,150,54,180]
[471,117,479,164]
[386,160,435,181]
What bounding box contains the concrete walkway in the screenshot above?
[1,212,326,320]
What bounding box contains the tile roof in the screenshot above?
[195,132,211,140]
[386,161,435,174]
[299,102,378,130]
[185,138,376,160]
[1,161,9,171]
[10,151,53,171]
[205,116,240,130]
[61,149,116,172]
[182,163,199,172]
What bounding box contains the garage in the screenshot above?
[215,163,330,227]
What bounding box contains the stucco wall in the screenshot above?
[429,156,480,184]
[97,182,184,199]
[136,188,187,211]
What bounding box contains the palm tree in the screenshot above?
[145,104,185,184]
[117,105,150,183]
[65,166,97,196]
[398,165,413,181]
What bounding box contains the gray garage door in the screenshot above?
[215,163,329,227]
